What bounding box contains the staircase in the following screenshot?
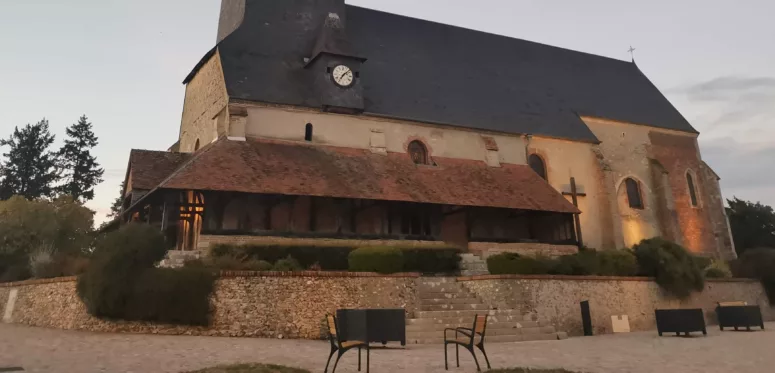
[406,278,567,344]
[459,253,488,276]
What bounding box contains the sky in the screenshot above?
[0,0,773,225]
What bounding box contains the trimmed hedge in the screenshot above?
[487,249,639,277]
[77,223,216,326]
[210,243,461,273]
[634,238,704,299]
[348,247,404,274]
[487,253,554,275]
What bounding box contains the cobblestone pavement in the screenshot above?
[1,323,774,373]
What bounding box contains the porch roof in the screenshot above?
[134,138,579,214]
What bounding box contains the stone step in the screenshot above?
[414,309,530,319]
[419,291,476,300]
[406,332,564,344]
[420,303,490,312]
[407,315,533,326]
[420,297,483,305]
[418,285,465,293]
[406,320,542,332]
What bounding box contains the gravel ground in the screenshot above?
[1,323,774,373]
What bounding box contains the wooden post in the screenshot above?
[160,199,168,232]
[570,177,584,248]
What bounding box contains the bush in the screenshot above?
[703,259,732,279]
[77,223,216,325]
[487,253,554,275]
[732,248,775,304]
[596,249,639,276]
[552,251,600,275]
[402,247,461,274]
[633,238,705,298]
[273,256,302,271]
[348,247,404,274]
[124,268,215,326]
[210,243,461,273]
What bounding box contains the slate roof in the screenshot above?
[127,150,190,190]
[130,138,579,214]
[188,1,697,142]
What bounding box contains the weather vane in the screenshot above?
[628,46,636,62]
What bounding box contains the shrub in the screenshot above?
[402,247,461,273]
[348,247,404,274]
[124,268,215,326]
[732,248,775,304]
[28,244,56,278]
[552,251,600,275]
[273,256,302,271]
[703,259,732,279]
[77,223,216,325]
[633,238,705,298]
[596,249,639,276]
[210,243,461,273]
[487,253,554,275]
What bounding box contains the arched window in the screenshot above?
[624,178,644,209]
[194,139,200,151]
[528,154,547,180]
[304,123,313,141]
[408,140,428,165]
[687,172,699,207]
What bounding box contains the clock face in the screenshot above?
[332,65,354,87]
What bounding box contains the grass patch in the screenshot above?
[488,369,584,373]
[182,363,310,373]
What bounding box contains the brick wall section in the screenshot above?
[460,276,774,336]
[179,50,229,153]
[648,131,731,256]
[0,273,417,339]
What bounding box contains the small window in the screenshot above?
[687,172,698,207]
[625,178,644,209]
[194,139,200,151]
[408,140,429,165]
[528,154,547,180]
[304,123,313,141]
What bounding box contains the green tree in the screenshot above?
[726,197,775,255]
[0,119,59,199]
[106,181,125,220]
[58,115,104,201]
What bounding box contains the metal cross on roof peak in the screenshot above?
[628,46,636,62]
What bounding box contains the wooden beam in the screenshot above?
[562,191,587,197]
[570,177,584,248]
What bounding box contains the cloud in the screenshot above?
[700,137,775,206]
[668,75,775,141]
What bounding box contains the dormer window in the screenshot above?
[408,140,429,165]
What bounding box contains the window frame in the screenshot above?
[408,140,429,165]
[624,177,644,209]
[528,153,547,180]
[686,171,699,207]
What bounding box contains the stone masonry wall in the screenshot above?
[460,275,774,336]
[468,242,579,258]
[179,49,229,153]
[0,273,417,340]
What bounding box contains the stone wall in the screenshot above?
[179,50,229,153]
[468,242,578,258]
[197,234,453,251]
[460,275,774,336]
[0,273,417,339]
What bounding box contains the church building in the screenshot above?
[120,0,736,260]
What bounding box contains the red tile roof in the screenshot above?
[128,150,190,190]
[139,138,578,214]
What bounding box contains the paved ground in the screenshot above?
[1,323,774,373]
